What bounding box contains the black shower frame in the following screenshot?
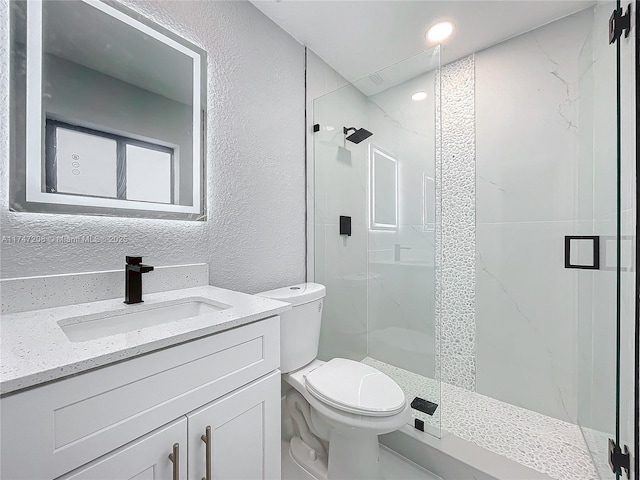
[634,1,639,478]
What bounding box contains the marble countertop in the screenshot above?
[0,286,290,395]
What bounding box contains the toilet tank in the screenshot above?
[257,283,326,373]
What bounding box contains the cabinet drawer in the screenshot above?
[1,316,279,479]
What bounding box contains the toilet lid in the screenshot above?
[305,358,406,417]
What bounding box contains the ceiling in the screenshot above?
[43,1,194,105]
[251,0,595,82]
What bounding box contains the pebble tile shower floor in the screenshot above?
[362,357,601,480]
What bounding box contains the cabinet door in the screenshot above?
[60,418,188,480]
[187,371,281,480]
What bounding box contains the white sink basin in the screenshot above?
[58,297,231,342]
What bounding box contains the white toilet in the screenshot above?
[257,283,411,480]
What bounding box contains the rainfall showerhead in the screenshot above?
[343,127,373,144]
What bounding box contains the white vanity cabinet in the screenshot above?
[0,316,281,480]
[187,372,281,480]
[60,372,280,480]
[60,419,188,480]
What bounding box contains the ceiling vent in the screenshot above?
[368,73,385,86]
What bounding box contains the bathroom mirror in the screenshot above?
[369,145,398,230]
[10,0,207,220]
[423,173,435,232]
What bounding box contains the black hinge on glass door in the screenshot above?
[609,4,632,43]
[608,3,634,479]
[609,439,631,478]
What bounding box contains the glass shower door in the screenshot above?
[576,2,623,478]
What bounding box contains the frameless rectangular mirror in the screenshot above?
[10,0,207,220]
[423,173,435,232]
[369,145,398,230]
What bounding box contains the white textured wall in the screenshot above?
[0,0,306,293]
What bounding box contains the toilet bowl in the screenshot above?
[257,283,410,480]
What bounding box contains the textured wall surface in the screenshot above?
[1,263,209,314]
[0,0,306,293]
[437,55,477,391]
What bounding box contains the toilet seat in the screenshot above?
[305,358,406,417]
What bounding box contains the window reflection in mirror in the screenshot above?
[10,0,206,220]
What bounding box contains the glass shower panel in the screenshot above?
[576,3,619,478]
[363,49,441,437]
[313,47,441,438]
[313,82,370,364]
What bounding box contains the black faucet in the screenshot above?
[124,256,154,304]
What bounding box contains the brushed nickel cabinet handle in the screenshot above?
[201,426,212,480]
[168,443,180,480]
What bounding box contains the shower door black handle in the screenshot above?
[564,236,600,269]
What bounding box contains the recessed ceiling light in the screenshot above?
[412,91,428,101]
[427,21,454,44]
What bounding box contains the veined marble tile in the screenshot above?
[313,84,369,228]
[313,223,326,286]
[575,221,616,441]
[317,225,368,362]
[475,9,593,224]
[589,4,618,222]
[475,221,577,422]
[367,256,436,377]
[367,71,437,228]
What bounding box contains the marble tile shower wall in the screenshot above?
[311,6,595,426]
[475,9,593,422]
[576,6,618,476]
[313,81,370,363]
[366,71,437,379]
[312,61,439,377]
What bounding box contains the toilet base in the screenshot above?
[289,436,328,480]
[283,360,409,480]
[289,431,384,480]
[327,428,384,480]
